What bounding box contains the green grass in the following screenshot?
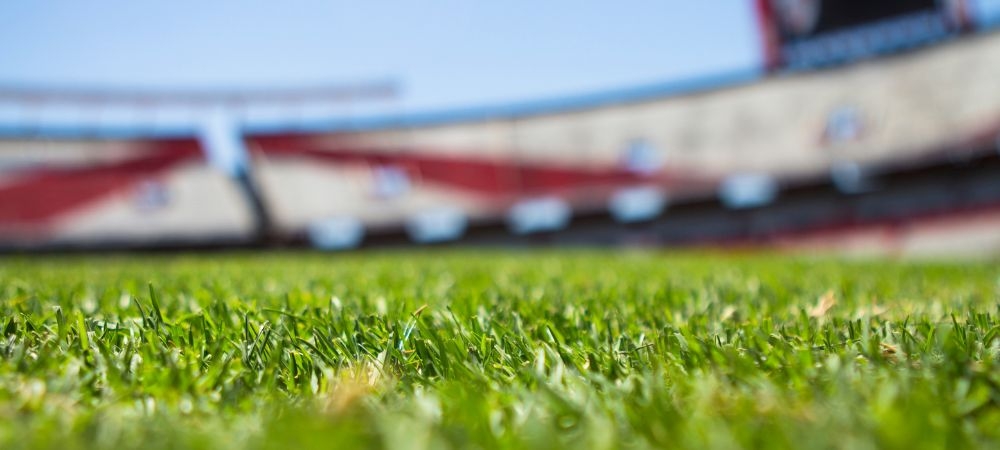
[1,251,999,449]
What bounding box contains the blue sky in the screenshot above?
[0,1,762,113]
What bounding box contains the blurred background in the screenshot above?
[2,0,1000,256]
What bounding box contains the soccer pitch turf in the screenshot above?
[1,251,999,449]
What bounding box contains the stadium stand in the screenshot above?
[2,0,1000,255]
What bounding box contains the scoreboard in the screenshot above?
[757,0,970,70]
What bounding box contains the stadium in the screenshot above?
[3,0,1000,256]
[3,2,1000,449]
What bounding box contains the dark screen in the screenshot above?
[773,0,941,40]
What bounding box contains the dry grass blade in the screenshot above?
[808,290,837,318]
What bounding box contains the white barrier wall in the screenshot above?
[0,137,255,246]
[252,32,1000,236]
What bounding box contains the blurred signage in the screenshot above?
[132,180,171,213]
[609,186,667,223]
[405,207,468,243]
[307,216,364,250]
[822,105,865,145]
[506,197,571,235]
[371,165,411,199]
[719,173,778,209]
[757,0,968,70]
[620,138,664,175]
